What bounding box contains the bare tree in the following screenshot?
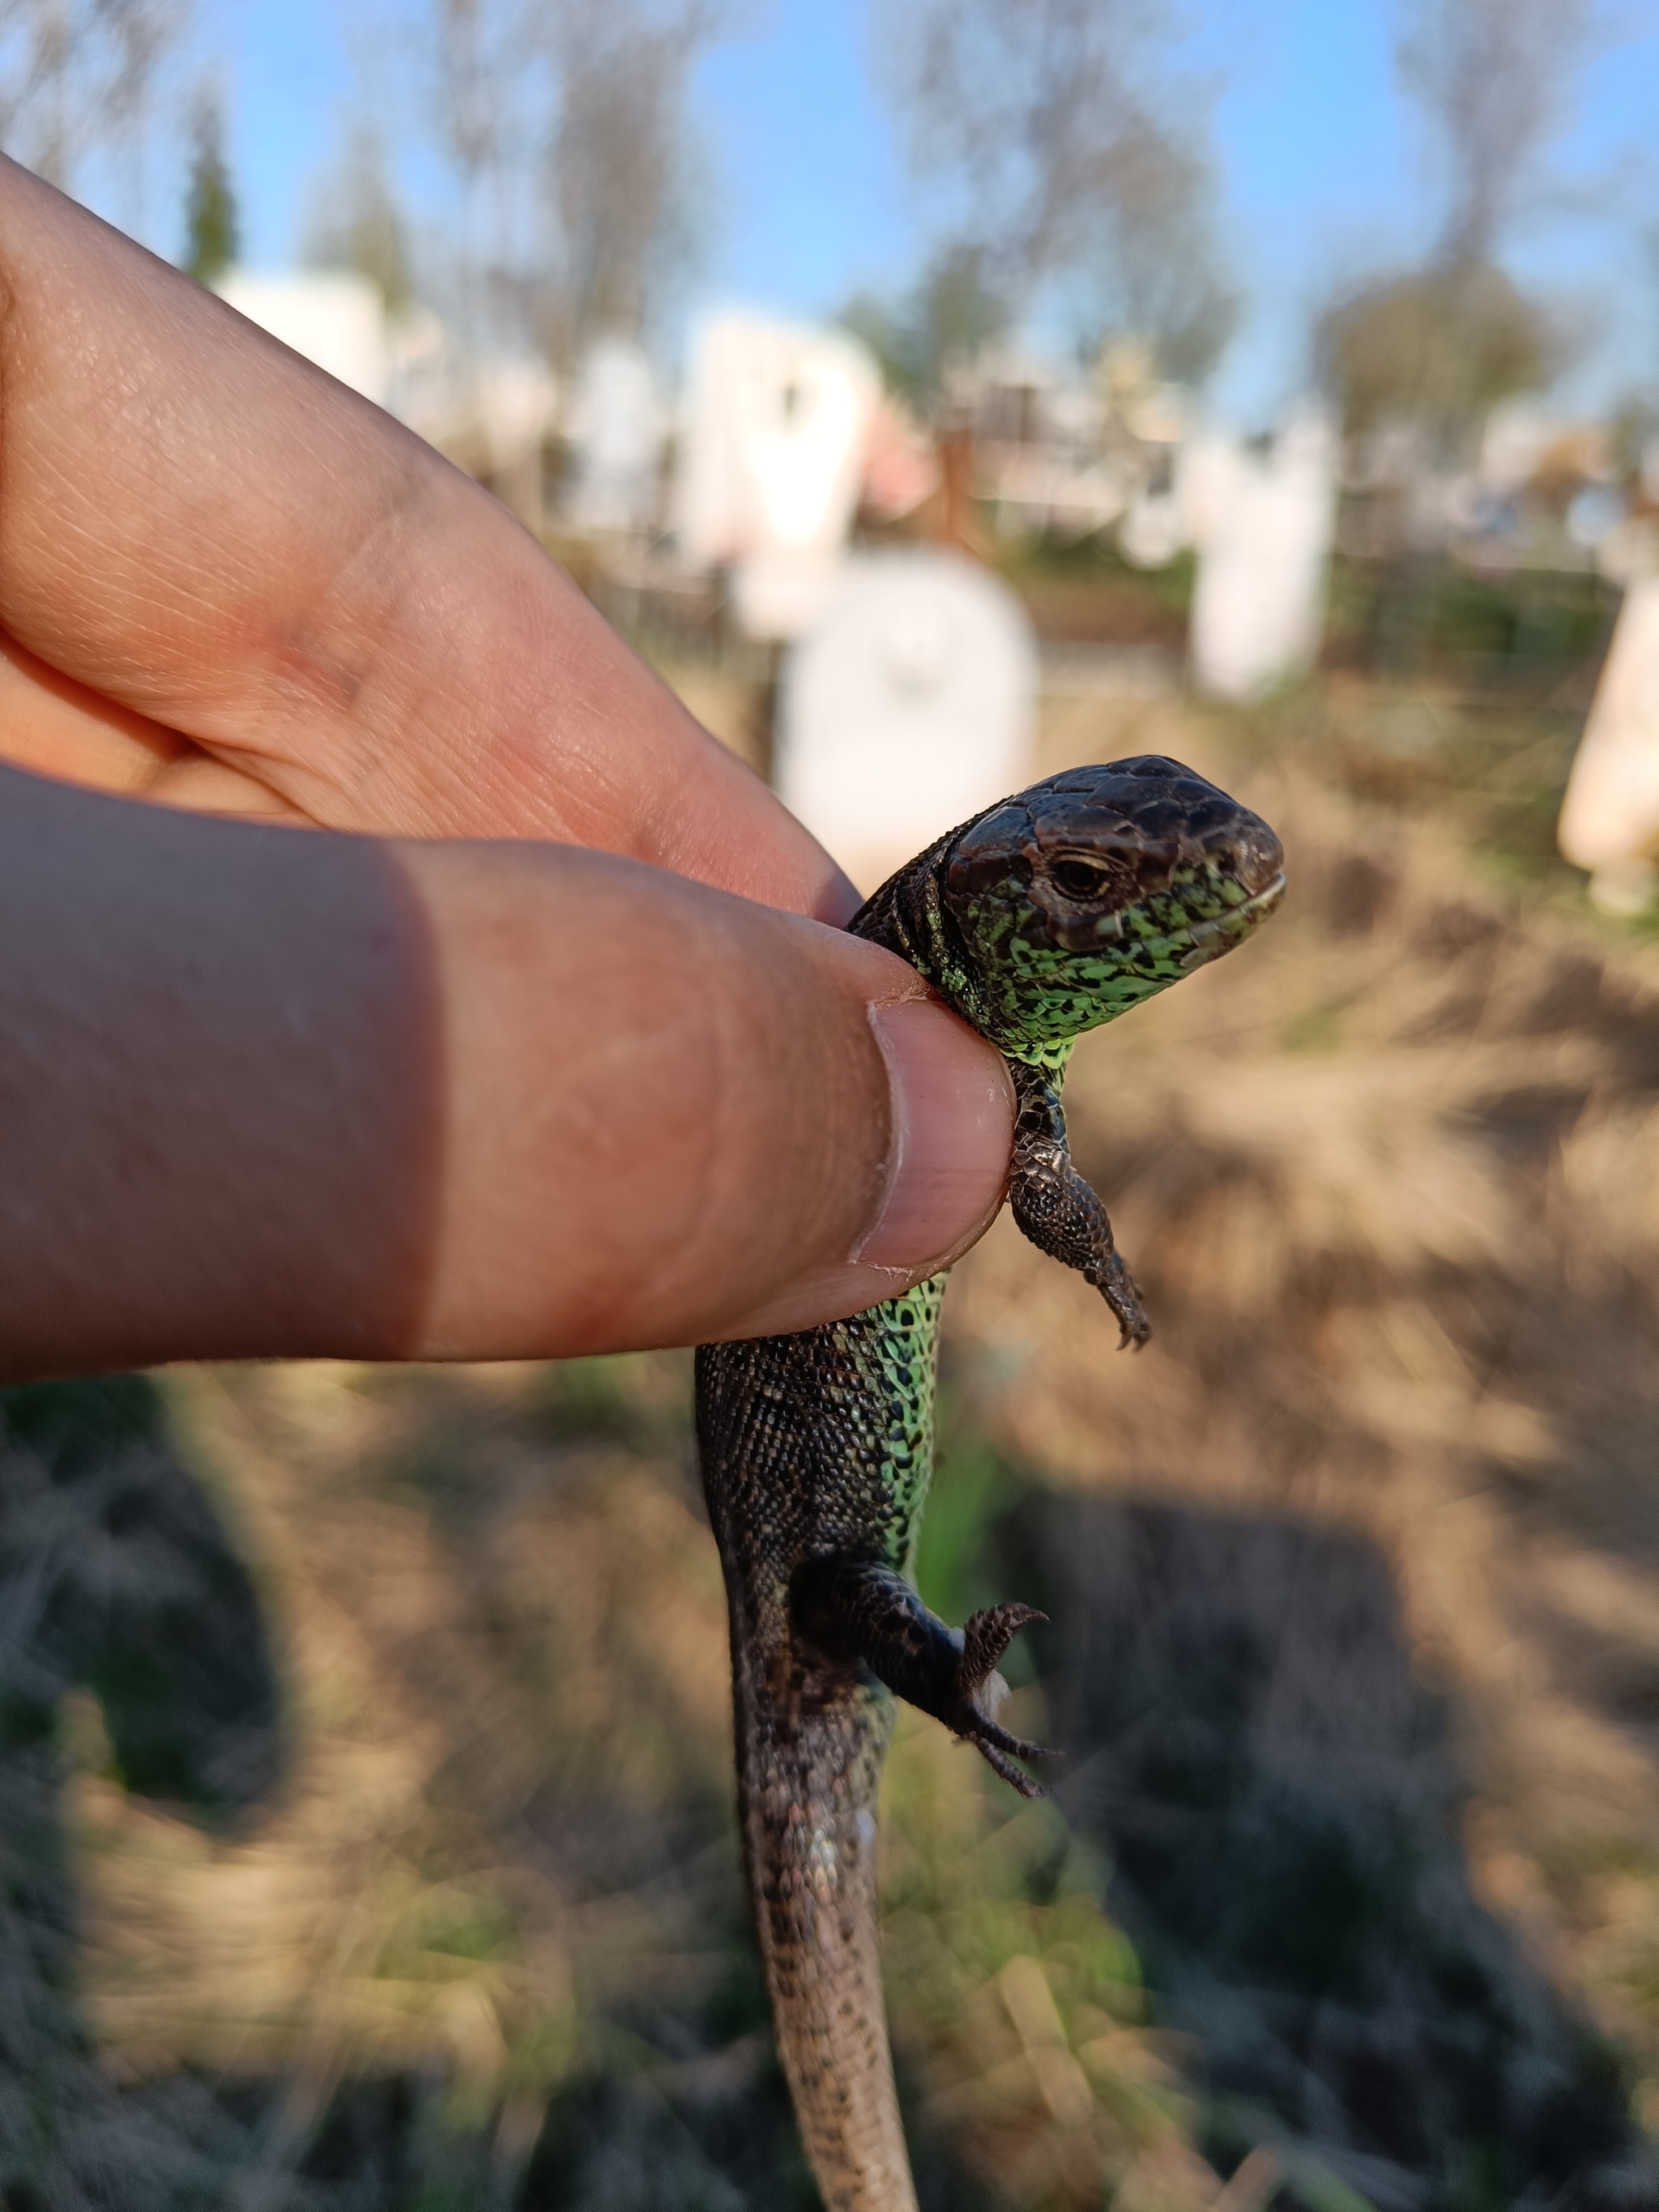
[305,122,416,313]
[96,0,186,232]
[0,0,186,221]
[420,0,724,363]
[0,0,77,185]
[536,0,721,368]
[429,0,526,335]
[1312,0,1605,462]
[1064,122,1238,387]
[1397,0,1599,266]
[885,0,1233,379]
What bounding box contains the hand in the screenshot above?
[0,164,1014,1378]
[0,159,831,906]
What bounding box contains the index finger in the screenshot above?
[0,160,855,921]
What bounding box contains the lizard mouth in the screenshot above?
[1177,871,1286,970]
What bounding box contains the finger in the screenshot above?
[0,766,438,1376]
[0,624,308,818]
[0,161,854,920]
[405,842,1016,1353]
[0,769,1013,1377]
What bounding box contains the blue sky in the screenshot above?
[105,0,1659,427]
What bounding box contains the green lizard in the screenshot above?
[696,757,1284,2210]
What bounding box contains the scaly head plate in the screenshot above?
[938,757,1285,1058]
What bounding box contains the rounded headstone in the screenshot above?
[775,551,1038,890]
[1188,410,1337,702]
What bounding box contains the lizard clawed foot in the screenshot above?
[791,1560,1056,1796]
[952,1602,1056,1797]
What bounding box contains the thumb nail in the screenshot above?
[853,998,1013,1272]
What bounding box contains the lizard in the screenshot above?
[696,756,1285,2211]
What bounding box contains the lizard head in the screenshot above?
[937,757,1285,1057]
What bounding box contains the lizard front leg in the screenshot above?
[1007,1059,1150,1349]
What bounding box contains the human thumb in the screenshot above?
[407,837,1016,1357]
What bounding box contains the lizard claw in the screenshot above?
[973,1737,1049,1799]
[953,1603,1056,1794]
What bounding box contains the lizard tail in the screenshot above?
[736,1668,919,2212]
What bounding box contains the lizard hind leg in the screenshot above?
[791,1558,1053,1798]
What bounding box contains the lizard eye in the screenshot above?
[1049,855,1115,901]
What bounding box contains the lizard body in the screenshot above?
[696,758,1284,2210]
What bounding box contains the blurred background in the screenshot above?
[9,2,1659,2206]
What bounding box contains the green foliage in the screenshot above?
[880,1724,1205,2208]
[1317,262,1557,451]
[997,528,1196,623]
[841,243,1009,408]
[1320,554,1614,707]
[0,1373,166,1472]
[0,1375,281,1818]
[912,1432,1013,1628]
[182,95,238,288]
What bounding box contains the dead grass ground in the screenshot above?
[6,676,1659,2207]
[3,1357,1225,2209]
[947,688,1659,2196]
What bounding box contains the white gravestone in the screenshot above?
[1118,482,1187,569]
[384,313,558,484]
[1187,410,1337,701]
[471,356,559,477]
[564,338,663,534]
[775,551,1038,891]
[216,271,389,406]
[674,314,880,640]
[1558,573,1659,912]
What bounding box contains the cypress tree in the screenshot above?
[183,97,238,288]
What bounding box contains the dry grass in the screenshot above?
[945,688,1659,2193]
[3,1353,1227,2207]
[6,676,1659,2205]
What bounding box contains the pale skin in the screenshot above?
[0,159,1015,1381]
